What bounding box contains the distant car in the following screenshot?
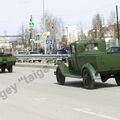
[27,51,40,55]
[26,51,41,63]
[15,51,28,62]
[16,51,40,55]
[52,49,68,55]
[57,49,68,55]
[51,49,68,64]
[16,51,41,62]
[107,47,120,53]
[15,51,27,55]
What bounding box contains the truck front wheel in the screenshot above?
[56,67,65,85]
[1,64,5,73]
[82,69,95,89]
[115,74,120,86]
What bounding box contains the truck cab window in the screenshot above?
[71,45,75,53]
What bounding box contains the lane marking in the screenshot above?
[72,108,119,120]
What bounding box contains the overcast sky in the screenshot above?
[0,0,120,35]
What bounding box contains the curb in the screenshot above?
[15,63,56,69]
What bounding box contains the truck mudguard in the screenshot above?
[57,62,71,77]
[81,63,99,80]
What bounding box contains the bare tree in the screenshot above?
[60,35,68,48]
[92,14,103,39]
[108,11,116,25]
[77,23,87,40]
[78,29,87,40]
[39,13,64,48]
[108,11,117,38]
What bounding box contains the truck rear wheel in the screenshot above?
[56,67,65,85]
[100,74,108,82]
[115,74,120,86]
[82,69,95,89]
[7,65,13,73]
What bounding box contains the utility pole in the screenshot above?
[29,15,34,51]
[43,0,45,32]
[43,0,47,54]
[116,5,120,45]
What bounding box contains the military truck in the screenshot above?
[0,48,16,73]
[55,39,120,89]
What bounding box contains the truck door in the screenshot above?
[70,44,79,73]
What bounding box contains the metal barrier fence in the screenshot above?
[15,54,69,63]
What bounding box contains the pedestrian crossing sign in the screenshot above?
[42,32,47,38]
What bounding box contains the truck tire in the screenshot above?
[100,74,108,82]
[82,69,95,89]
[7,65,13,73]
[1,65,5,73]
[115,74,120,86]
[56,67,65,85]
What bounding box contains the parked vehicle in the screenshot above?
[16,51,40,55]
[55,40,120,89]
[51,48,68,64]
[27,51,41,62]
[52,48,68,54]
[15,51,28,62]
[57,49,68,55]
[16,51,27,55]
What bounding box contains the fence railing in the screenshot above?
[15,54,69,63]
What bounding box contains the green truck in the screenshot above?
[55,39,120,89]
[0,48,16,73]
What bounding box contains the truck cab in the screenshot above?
[68,40,106,74]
